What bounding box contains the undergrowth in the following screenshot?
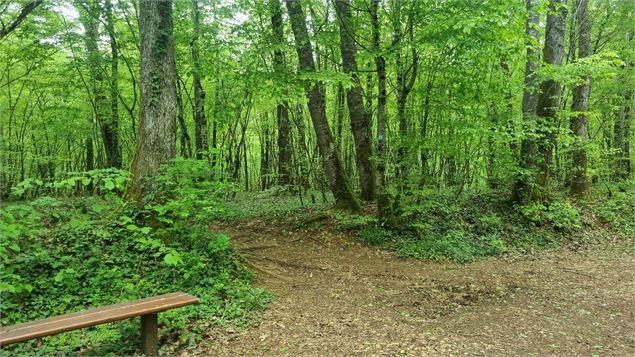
[348,185,634,263]
[0,159,271,356]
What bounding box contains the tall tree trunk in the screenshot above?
[334,0,376,201]
[370,0,387,190]
[176,76,192,158]
[78,0,113,169]
[270,0,292,186]
[392,0,418,184]
[614,92,633,179]
[191,0,208,160]
[129,0,177,204]
[535,0,568,199]
[285,0,360,211]
[569,0,590,197]
[513,0,541,203]
[104,0,122,168]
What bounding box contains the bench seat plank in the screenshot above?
[0,292,199,346]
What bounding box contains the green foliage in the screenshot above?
[590,184,635,234]
[335,213,378,232]
[358,227,392,245]
[10,169,129,199]
[518,201,582,231]
[352,189,626,263]
[1,161,271,355]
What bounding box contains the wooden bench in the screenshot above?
[0,292,198,356]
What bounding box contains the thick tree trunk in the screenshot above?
[104,0,122,168]
[285,0,360,211]
[269,0,292,186]
[535,0,567,198]
[191,0,208,160]
[569,0,590,197]
[513,0,541,203]
[334,0,376,201]
[129,0,177,204]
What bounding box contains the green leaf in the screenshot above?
[104,179,115,190]
[163,253,183,266]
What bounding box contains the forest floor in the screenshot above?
[191,215,634,357]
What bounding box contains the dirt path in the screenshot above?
[194,217,634,356]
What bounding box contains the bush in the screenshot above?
[0,160,271,355]
[351,189,619,263]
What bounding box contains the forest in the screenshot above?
[0,0,633,355]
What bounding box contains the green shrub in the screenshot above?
[1,160,271,356]
[357,227,391,245]
[335,213,377,231]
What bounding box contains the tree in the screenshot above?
[269,0,292,186]
[129,0,177,204]
[191,0,209,160]
[569,0,590,197]
[391,0,418,184]
[0,0,43,40]
[334,0,376,201]
[285,0,360,210]
[535,0,567,200]
[104,0,122,168]
[370,0,387,190]
[513,0,541,203]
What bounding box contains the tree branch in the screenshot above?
[0,0,44,40]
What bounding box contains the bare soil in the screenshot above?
[191,216,635,357]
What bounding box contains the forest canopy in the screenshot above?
[1,0,632,202]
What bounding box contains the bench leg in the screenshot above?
[141,313,158,356]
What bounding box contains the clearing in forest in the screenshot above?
[193,217,635,357]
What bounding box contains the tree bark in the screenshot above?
[129,0,177,204]
[569,0,590,197]
[191,0,208,160]
[535,0,568,198]
[285,0,360,211]
[370,0,387,190]
[104,0,122,168]
[513,0,541,203]
[78,0,116,169]
[334,0,376,201]
[269,0,292,186]
[0,0,43,40]
[392,0,418,184]
[614,92,633,180]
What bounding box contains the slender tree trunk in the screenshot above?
[535,0,568,199]
[569,0,590,197]
[335,0,376,201]
[78,0,115,169]
[614,92,633,179]
[370,0,388,192]
[392,0,418,184]
[191,0,208,160]
[129,0,177,204]
[176,77,192,158]
[270,0,292,186]
[285,0,360,211]
[104,0,122,168]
